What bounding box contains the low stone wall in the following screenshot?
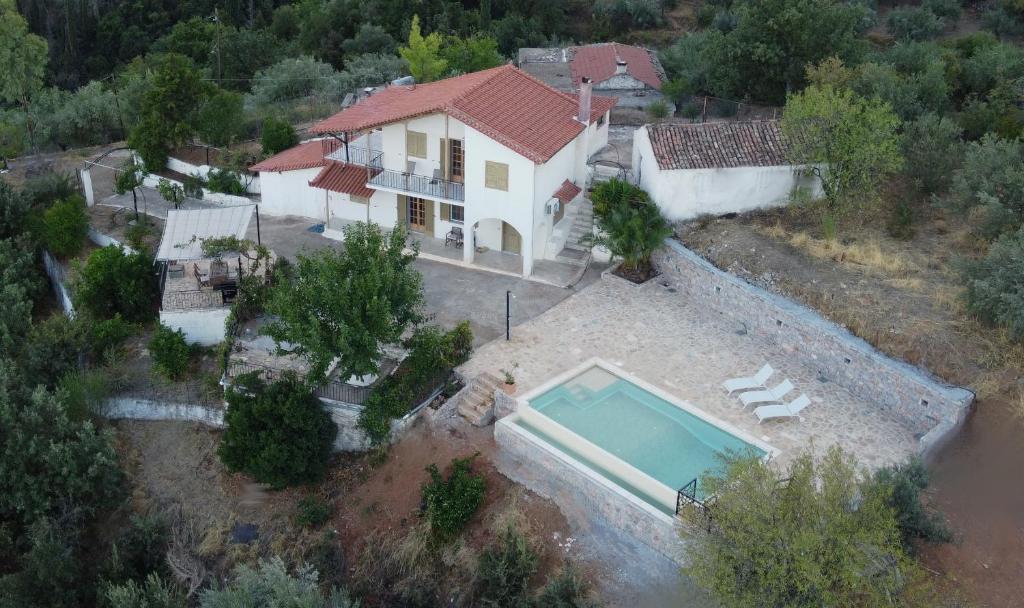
[167,157,261,194]
[653,240,974,457]
[495,417,689,564]
[88,227,135,253]
[104,397,225,427]
[141,174,253,207]
[41,250,74,317]
[321,386,441,452]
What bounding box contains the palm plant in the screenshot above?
[590,179,672,276]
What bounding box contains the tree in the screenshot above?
[442,34,504,75]
[261,117,298,156]
[73,245,158,323]
[960,228,1024,339]
[195,90,245,147]
[342,23,397,56]
[114,157,146,220]
[590,179,672,278]
[945,134,1024,238]
[41,195,89,257]
[127,54,207,171]
[156,178,185,210]
[0,385,123,530]
[901,113,964,195]
[148,324,192,380]
[399,15,447,83]
[199,557,357,608]
[781,84,903,217]
[683,448,911,607]
[704,0,869,104]
[0,0,49,151]
[263,222,423,381]
[218,372,337,489]
[887,6,946,42]
[0,179,30,239]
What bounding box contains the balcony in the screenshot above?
[325,143,383,169]
[367,168,465,202]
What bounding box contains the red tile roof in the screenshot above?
[647,120,790,170]
[309,65,616,164]
[249,139,339,172]
[571,43,662,91]
[308,161,379,199]
[553,180,582,204]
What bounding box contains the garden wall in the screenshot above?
[321,383,443,451]
[104,397,225,426]
[141,173,254,207]
[652,240,974,460]
[167,156,261,194]
[41,250,74,317]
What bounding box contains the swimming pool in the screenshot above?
[505,359,774,516]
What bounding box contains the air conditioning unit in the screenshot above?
[545,199,561,215]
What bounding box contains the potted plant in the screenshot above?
[500,363,518,394]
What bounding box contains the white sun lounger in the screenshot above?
[722,364,774,394]
[754,394,812,423]
[738,379,794,408]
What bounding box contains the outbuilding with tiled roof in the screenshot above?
[633,120,823,221]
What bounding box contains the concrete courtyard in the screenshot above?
[459,273,920,473]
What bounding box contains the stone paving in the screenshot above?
[459,273,919,473]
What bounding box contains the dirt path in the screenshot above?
[680,210,1024,607]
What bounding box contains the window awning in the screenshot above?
[156,206,255,261]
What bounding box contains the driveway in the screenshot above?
[98,191,604,346]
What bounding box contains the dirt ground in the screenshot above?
[679,205,1024,607]
[112,416,606,604]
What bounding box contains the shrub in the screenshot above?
[534,564,598,607]
[57,369,110,421]
[944,134,1024,239]
[148,324,192,381]
[358,322,472,444]
[24,171,78,208]
[182,173,205,199]
[959,229,1024,339]
[887,6,945,41]
[872,458,951,551]
[0,179,31,239]
[421,454,486,540]
[901,113,964,195]
[475,526,538,606]
[20,314,87,389]
[205,169,246,195]
[590,179,672,277]
[922,0,962,21]
[294,496,333,529]
[101,514,172,585]
[124,221,158,252]
[218,372,337,489]
[73,245,159,322]
[88,314,137,358]
[198,557,357,607]
[646,99,669,119]
[261,117,298,156]
[681,101,701,122]
[42,195,88,257]
[101,574,186,608]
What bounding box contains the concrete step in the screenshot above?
[456,372,500,427]
[563,241,589,252]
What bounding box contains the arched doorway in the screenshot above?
[468,218,525,275]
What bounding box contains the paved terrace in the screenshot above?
[459,274,918,473]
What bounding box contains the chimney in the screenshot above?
[577,77,592,125]
[615,59,628,75]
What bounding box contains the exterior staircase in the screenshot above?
[555,198,594,267]
[457,371,503,426]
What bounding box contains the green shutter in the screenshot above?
[424,199,434,234]
[440,202,450,221]
[397,195,407,224]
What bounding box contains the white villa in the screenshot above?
[632,120,822,221]
[252,65,616,276]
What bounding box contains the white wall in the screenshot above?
[160,308,230,346]
[326,189,397,229]
[258,167,326,219]
[167,157,261,194]
[534,138,579,260]
[633,126,821,221]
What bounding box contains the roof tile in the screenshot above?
[553,180,582,204]
[249,139,339,172]
[570,43,662,90]
[309,65,616,164]
[647,121,790,170]
[308,162,379,199]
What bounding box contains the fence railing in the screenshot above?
[325,144,384,169]
[676,477,715,532]
[368,168,465,202]
[226,359,375,407]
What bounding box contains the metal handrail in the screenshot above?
[325,145,384,169]
[368,168,465,202]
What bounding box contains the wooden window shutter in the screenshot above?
[439,138,449,179]
[440,203,450,221]
[406,131,426,158]
[485,161,509,191]
[424,199,434,233]
[397,195,407,223]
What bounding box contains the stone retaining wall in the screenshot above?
[653,240,974,459]
[104,397,225,426]
[495,418,689,564]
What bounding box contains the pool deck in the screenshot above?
[459,273,920,474]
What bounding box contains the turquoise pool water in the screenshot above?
[529,366,764,501]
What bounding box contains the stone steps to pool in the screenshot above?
[457,371,502,427]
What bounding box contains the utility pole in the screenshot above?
[212,8,223,85]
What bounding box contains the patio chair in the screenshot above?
[722,363,774,394]
[738,378,794,408]
[193,263,209,288]
[754,394,812,423]
[445,226,464,248]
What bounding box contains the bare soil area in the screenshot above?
[679,205,1024,607]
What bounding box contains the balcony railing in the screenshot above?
[325,144,383,169]
[367,168,465,202]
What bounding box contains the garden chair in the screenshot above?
[754,394,812,423]
[722,363,774,394]
[738,378,795,408]
[446,226,464,248]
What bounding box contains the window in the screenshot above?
[484,161,509,191]
[406,130,427,158]
[450,140,464,181]
[441,203,465,223]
